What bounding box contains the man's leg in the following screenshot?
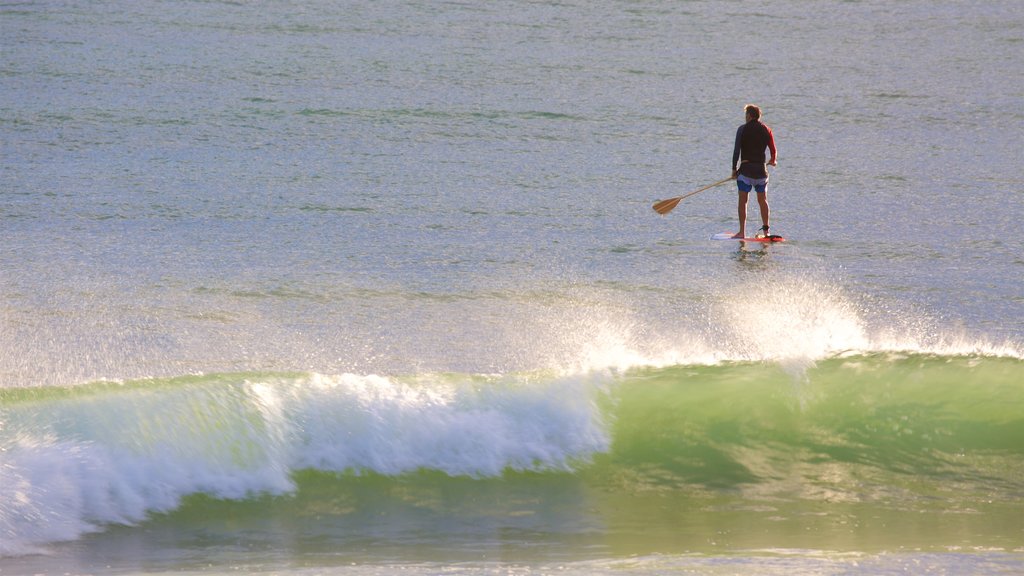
[756,191,770,232]
[735,191,749,238]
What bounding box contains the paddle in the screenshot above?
[652,176,734,215]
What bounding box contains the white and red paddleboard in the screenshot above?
[711,232,786,243]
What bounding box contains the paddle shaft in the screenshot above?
[675,176,733,202]
[653,176,734,215]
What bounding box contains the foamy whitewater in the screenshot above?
[2,1,1023,574]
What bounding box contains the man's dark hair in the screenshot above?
[745,104,761,120]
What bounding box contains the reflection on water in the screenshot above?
[732,241,775,269]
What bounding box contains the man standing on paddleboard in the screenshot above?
[731,104,777,239]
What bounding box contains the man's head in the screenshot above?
[744,104,761,121]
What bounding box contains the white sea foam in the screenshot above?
[0,372,611,556]
[284,372,609,476]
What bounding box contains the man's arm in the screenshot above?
[732,125,743,176]
[766,125,777,166]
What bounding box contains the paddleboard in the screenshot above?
[711,232,786,243]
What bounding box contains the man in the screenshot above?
[731,104,777,238]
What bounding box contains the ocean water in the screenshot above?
[2,0,1023,574]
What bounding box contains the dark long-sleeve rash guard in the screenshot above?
[732,120,776,179]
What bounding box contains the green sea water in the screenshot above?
[3,354,1023,573]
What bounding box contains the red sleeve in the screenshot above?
[766,126,777,160]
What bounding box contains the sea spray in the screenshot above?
[710,273,870,375]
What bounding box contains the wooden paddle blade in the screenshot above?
[652,197,682,215]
